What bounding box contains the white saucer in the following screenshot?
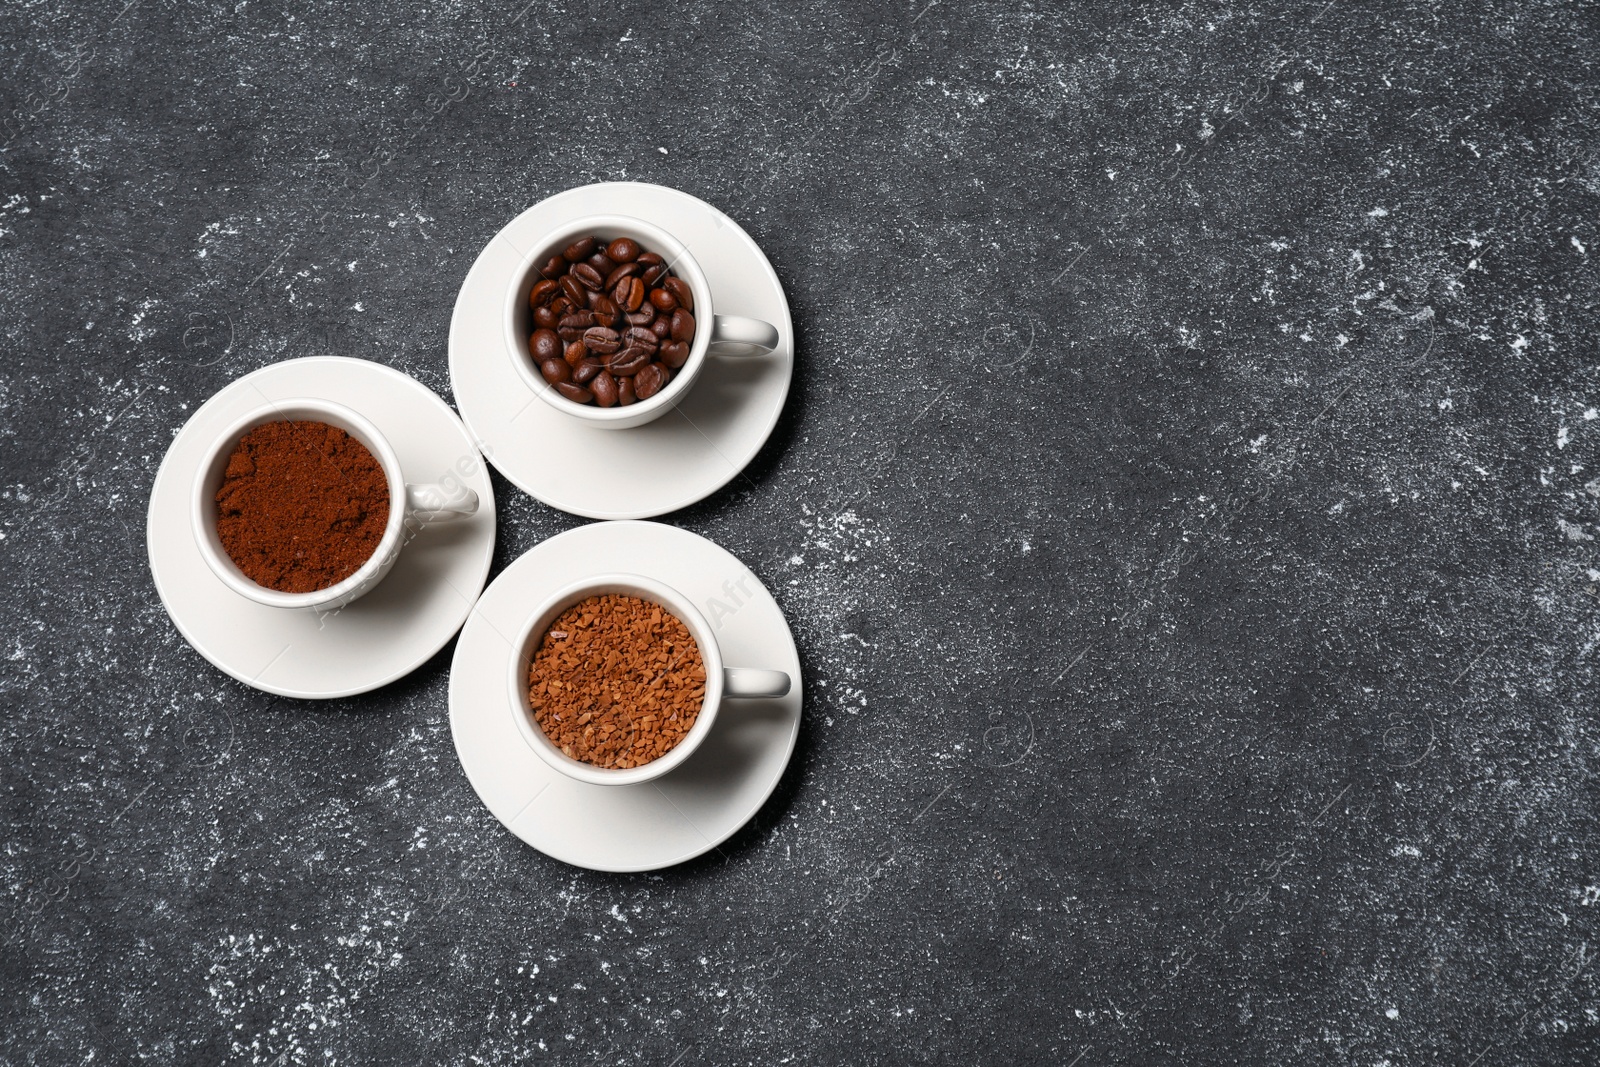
[449,521,802,871]
[448,182,794,520]
[147,357,497,699]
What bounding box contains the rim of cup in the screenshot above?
[506,573,726,787]
[504,214,713,425]
[191,398,407,611]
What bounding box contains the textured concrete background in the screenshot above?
[4,1,1600,1063]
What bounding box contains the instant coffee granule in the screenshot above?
[215,420,390,593]
[528,594,707,769]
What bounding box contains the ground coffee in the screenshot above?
[215,420,390,593]
[528,594,707,768]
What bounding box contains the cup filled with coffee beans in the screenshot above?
[191,398,479,611]
[507,573,792,786]
[505,214,782,430]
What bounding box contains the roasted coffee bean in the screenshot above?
[540,358,571,385]
[583,326,621,354]
[524,236,695,406]
[604,262,640,290]
[671,309,696,343]
[607,348,652,377]
[530,278,560,306]
[530,328,561,363]
[591,371,619,407]
[623,326,659,351]
[664,276,693,311]
[560,275,586,306]
[616,276,646,312]
[660,340,690,369]
[634,362,669,399]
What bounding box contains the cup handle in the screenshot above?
[708,315,780,356]
[724,667,791,699]
[406,483,480,522]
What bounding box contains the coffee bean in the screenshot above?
[557,311,597,342]
[530,279,559,306]
[660,340,690,368]
[540,358,571,385]
[583,326,621,354]
[623,326,659,351]
[634,363,669,399]
[525,236,695,407]
[608,348,651,377]
[615,276,645,312]
[671,309,696,343]
[530,328,561,363]
[604,262,640,290]
[591,371,619,407]
[664,277,693,311]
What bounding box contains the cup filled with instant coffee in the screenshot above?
[504,214,782,430]
[507,573,791,786]
[191,397,479,611]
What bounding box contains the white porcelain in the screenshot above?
[450,182,794,519]
[507,573,791,787]
[506,214,780,430]
[450,521,802,871]
[191,397,478,613]
[148,357,497,699]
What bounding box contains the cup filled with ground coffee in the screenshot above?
[191,397,479,611]
[504,214,782,430]
[507,573,791,786]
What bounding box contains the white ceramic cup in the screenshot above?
[505,214,781,430]
[508,573,792,786]
[192,397,479,612]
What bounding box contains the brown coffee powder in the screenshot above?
[528,594,707,769]
[216,420,391,593]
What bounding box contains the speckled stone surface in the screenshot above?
[4,1,1600,1063]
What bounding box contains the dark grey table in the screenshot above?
[5,2,1599,1063]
